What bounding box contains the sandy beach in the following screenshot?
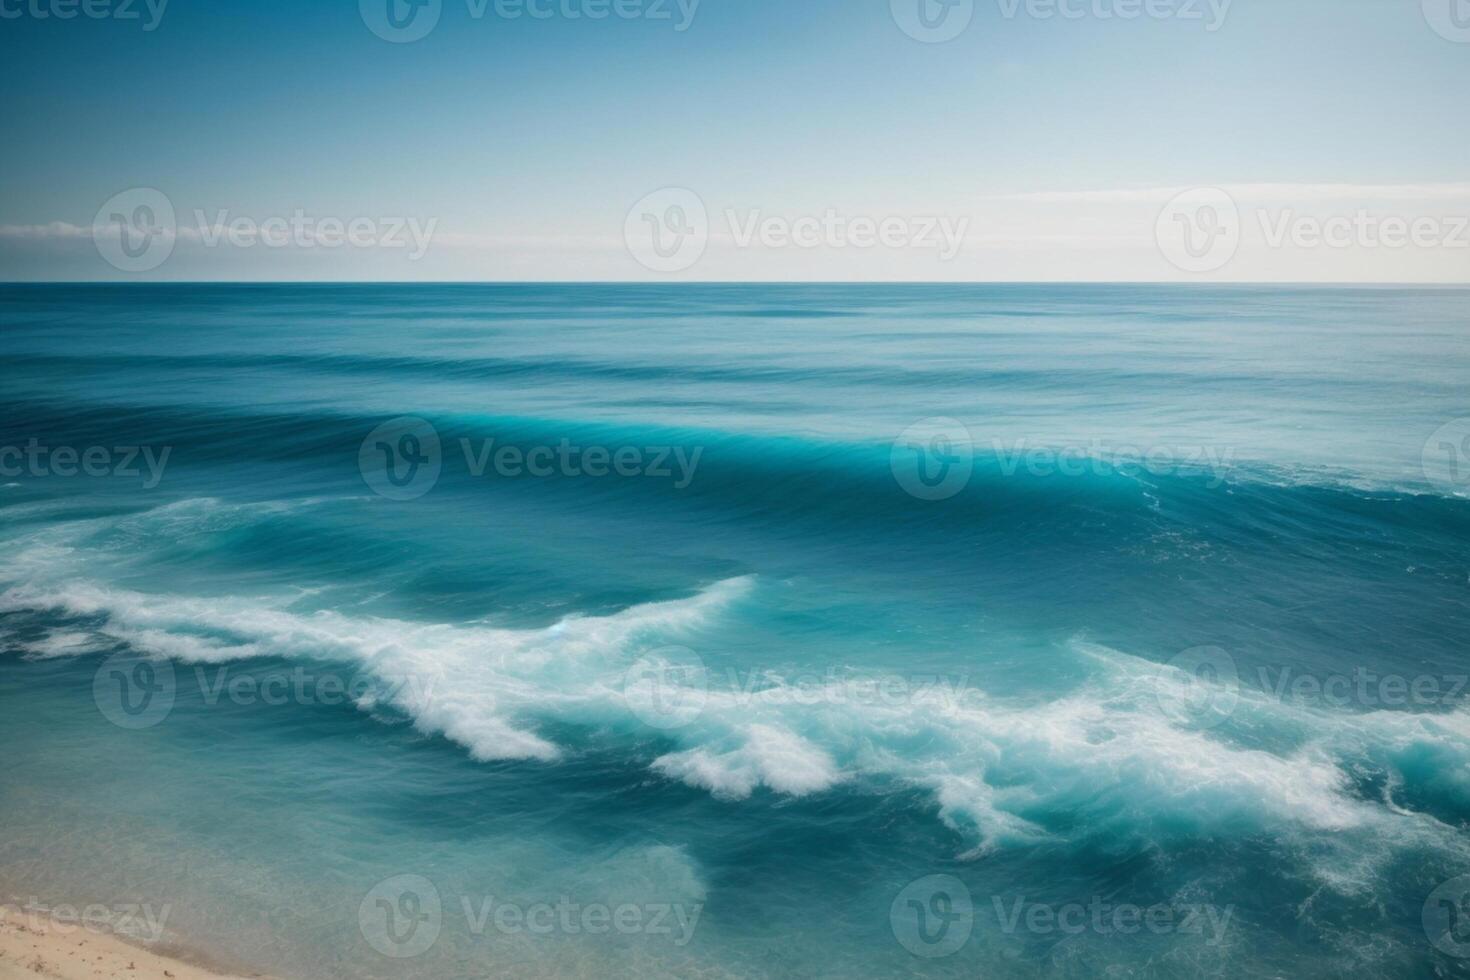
[0,906,264,980]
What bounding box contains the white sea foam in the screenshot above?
[6,497,1470,870]
[18,629,109,659]
[0,566,754,764]
[652,723,842,798]
[8,562,1468,866]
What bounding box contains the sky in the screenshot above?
[1,0,1468,281]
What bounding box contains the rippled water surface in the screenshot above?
[2,283,1469,978]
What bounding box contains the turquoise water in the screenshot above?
[2,283,1469,978]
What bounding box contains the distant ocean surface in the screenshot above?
[2,283,1469,979]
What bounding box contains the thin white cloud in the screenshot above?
[0,222,621,251]
[0,221,187,242]
[987,183,1470,204]
[427,231,623,250]
[0,222,94,239]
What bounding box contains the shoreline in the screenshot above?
[0,905,270,980]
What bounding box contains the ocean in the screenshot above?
[1,282,1468,978]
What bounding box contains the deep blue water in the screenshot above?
[2,283,1470,978]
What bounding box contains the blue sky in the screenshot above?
[2,0,1468,280]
